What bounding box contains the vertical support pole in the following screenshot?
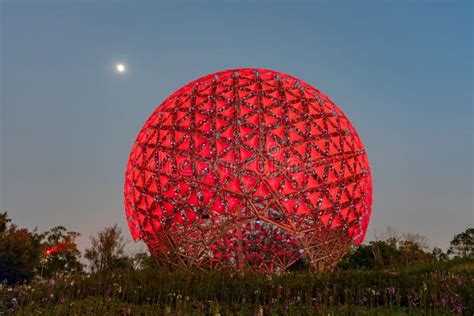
[237,205,244,269]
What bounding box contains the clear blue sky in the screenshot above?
[1,1,472,254]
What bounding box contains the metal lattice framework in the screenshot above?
[124,68,372,272]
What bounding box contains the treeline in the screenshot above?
[0,212,472,284]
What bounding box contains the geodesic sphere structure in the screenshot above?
[124,68,372,272]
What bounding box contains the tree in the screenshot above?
[339,230,436,270]
[448,228,473,258]
[84,225,131,272]
[132,250,160,270]
[41,226,83,277]
[431,247,448,261]
[338,244,377,270]
[371,238,401,268]
[0,212,43,284]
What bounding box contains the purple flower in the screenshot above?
[386,287,395,295]
[454,303,462,314]
[438,298,446,307]
[11,298,19,308]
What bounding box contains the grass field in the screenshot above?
[2,259,473,315]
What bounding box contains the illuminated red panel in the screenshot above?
[124,68,372,272]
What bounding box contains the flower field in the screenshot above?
[2,258,472,315]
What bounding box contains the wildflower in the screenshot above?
[386,287,395,295]
[276,284,283,298]
[454,303,462,314]
[370,287,380,296]
[10,297,20,311]
[407,288,419,307]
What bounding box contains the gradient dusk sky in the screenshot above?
[1,1,472,254]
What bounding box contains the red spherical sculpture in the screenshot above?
[124,68,372,272]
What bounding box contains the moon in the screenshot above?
[116,63,126,73]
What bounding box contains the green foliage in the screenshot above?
[41,226,83,278]
[84,224,132,272]
[339,234,438,270]
[1,215,472,315]
[339,244,377,270]
[448,228,473,258]
[132,251,162,270]
[2,259,473,315]
[0,213,82,284]
[0,212,43,284]
[286,257,311,272]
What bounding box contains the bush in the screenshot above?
[0,213,43,284]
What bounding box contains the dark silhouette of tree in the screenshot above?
[41,226,83,277]
[398,233,433,266]
[448,228,473,258]
[431,247,448,261]
[339,231,437,270]
[0,212,42,284]
[84,224,131,272]
[132,251,161,270]
[339,244,378,270]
